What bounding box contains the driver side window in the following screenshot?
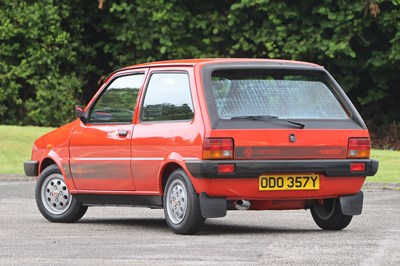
[89,74,144,124]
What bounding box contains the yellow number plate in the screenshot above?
[259,174,320,191]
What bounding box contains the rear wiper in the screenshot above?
[230,115,305,129]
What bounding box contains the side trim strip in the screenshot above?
[74,194,162,207]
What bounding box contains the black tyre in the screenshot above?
[163,169,205,235]
[35,164,87,223]
[311,198,353,230]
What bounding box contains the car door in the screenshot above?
[130,68,204,193]
[69,70,146,191]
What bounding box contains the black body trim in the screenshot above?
[185,159,379,178]
[73,194,163,207]
[24,160,38,177]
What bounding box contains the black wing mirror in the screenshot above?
[75,105,87,123]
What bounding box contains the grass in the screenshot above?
[368,150,400,183]
[0,125,399,184]
[0,125,54,175]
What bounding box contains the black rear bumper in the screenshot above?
[185,159,379,178]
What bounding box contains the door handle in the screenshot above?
[118,130,129,137]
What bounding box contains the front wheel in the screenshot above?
[35,164,87,223]
[311,198,353,230]
[163,169,205,235]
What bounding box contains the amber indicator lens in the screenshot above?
[203,138,233,159]
[347,138,371,158]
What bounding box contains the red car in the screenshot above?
[24,58,378,234]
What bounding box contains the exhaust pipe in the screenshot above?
[234,200,251,210]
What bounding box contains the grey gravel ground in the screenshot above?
[0,174,35,181]
[0,181,399,265]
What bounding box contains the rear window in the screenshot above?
[211,69,349,120]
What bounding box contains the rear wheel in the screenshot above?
[163,169,205,235]
[311,198,353,230]
[35,164,87,223]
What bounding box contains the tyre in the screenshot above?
[311,198,353,230]
[163,169,205,235]
[35,164,87,223]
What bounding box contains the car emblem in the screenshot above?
[289,134,296,143]
[244,146,253,158]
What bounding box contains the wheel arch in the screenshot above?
[160,162,183,195]
[37,150,76,191]
[39,158,57,174]
[159,152,198,194]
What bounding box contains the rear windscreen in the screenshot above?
[211,69,349,120]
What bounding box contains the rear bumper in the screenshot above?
[24,160,39,177]
[185,159,379,178]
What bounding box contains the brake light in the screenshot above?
[217,164,236,174]
[203,138,233,159]
[350,162,366,172]
[347,138,371,159]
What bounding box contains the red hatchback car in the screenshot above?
[25,58,378,234]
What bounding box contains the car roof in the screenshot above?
[121,58,322,70]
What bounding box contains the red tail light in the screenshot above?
[217,163,236,174]
[347,138,371,159]
[350,162,366,172]
[203,138,233,160]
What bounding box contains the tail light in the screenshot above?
[203,138,233,160]
[347,138,371,159]
[350,162,366,172]
[217,164,236,174]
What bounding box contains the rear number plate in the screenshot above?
[259,174,320,191]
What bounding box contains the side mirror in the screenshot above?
[75,105,87,123]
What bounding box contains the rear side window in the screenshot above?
[211,69,349,120]
[141,73,194,122]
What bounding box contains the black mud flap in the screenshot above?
[339,191,364,216]
[199,193,227,218]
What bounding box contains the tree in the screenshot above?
[0,1,78,125]
[0,0,399,128]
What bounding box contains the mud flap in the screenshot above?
[339,191,363,215]
[199,193,227,218]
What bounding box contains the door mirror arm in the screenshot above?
[75,105,87,123]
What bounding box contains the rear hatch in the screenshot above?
[201,65,370,160]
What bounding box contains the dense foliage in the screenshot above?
[1,0,399,131]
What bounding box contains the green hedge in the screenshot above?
[1,0,399,127]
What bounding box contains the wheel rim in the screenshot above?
[166,179,188,224]
[41,173,71,215]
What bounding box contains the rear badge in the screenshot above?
[289,134,296,143]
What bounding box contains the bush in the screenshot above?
[1,0,399,134]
